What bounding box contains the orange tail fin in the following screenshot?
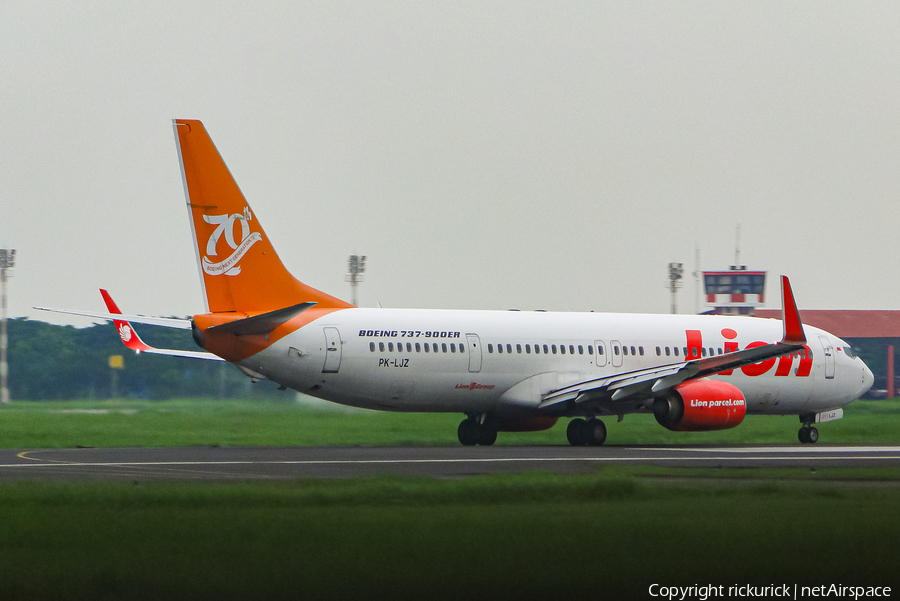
[173,119,352,314]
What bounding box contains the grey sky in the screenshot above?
[2,2,899,327]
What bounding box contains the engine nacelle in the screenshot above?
[653,380,746,432]
[495,416,559,432]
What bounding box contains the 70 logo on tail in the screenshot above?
[201,207,261,277]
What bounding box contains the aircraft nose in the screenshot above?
[859,362,875,399]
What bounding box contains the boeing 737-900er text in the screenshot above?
[39,119,874,446]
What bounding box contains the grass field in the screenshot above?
[0,470,898,600]
[0,396,896,448]
[0,398,897,599]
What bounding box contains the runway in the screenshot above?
[1,445,899,481]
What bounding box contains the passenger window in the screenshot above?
[631,346,636,355]
[517,344,522,354]
[424,343,429,353]
[416,343,421,352]
[433,343,438,352]
[656,346,661,356]
[526,344,531,354]
[560,345,566,355]
[639,346,644,356]
[460,344,465,354]
[488,344,493,353]
[369,342,375,352]
[533,344,539,354]
[498,344,503,354]
[569,345,575,354]
[551,345,557,354]
[596,346,602,355]
[623,346,628,356]
[442,343,447,353]
[507,344,512,354]
[543,344,549,354]
[588,345,593,355]
[683,347,688,357]
[578,345,584,355]
[379,342,385,352]
[673,347,679,357]
[614,346,620,356]
[665,347,670,356]
[717,348,722,355]
[388,342,394,352]
[450,343,456,353]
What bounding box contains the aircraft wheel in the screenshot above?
[477,426,498,446]
[807,426,819,444]
[567,418,586,446]
[458,419,478,446]
[798,427,810,444]
[581,418,607,446]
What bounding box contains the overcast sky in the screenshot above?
[2,2,899,327]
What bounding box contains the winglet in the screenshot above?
[780,276,806,345]
[99,289,224,361]
[100,289,154,354]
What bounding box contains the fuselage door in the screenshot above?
[819,335,835,379]
[595,340,607,367]
[610,340,623,368]
[466,334,482,373]
[323,327,342,373]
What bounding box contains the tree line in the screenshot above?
[6,318,285,400]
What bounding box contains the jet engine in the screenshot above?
[653,379,746,432]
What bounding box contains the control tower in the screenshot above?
[702,267,766,315]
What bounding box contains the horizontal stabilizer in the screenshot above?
[34,306,192,329]
[207,302,318,336]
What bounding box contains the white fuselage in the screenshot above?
[239,309,873,417]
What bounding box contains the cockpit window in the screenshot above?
[842,346,857,359]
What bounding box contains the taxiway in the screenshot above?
[1,445,899,481]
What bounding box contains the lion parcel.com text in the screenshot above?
[649,584,891,600]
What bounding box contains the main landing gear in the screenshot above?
[566,418,607,446]
[798,414,819,444]
[458,416,497,446]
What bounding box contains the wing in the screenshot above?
[539,275,806,410]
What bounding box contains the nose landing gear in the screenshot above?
[798,425,819,444]
[798,414,819,444]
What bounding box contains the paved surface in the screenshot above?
[0,445,899,481]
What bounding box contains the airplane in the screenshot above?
[38,119,875,446]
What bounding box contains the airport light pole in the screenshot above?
[668,262,683,315]
[346,255,366,307]
[0,249,15,404]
